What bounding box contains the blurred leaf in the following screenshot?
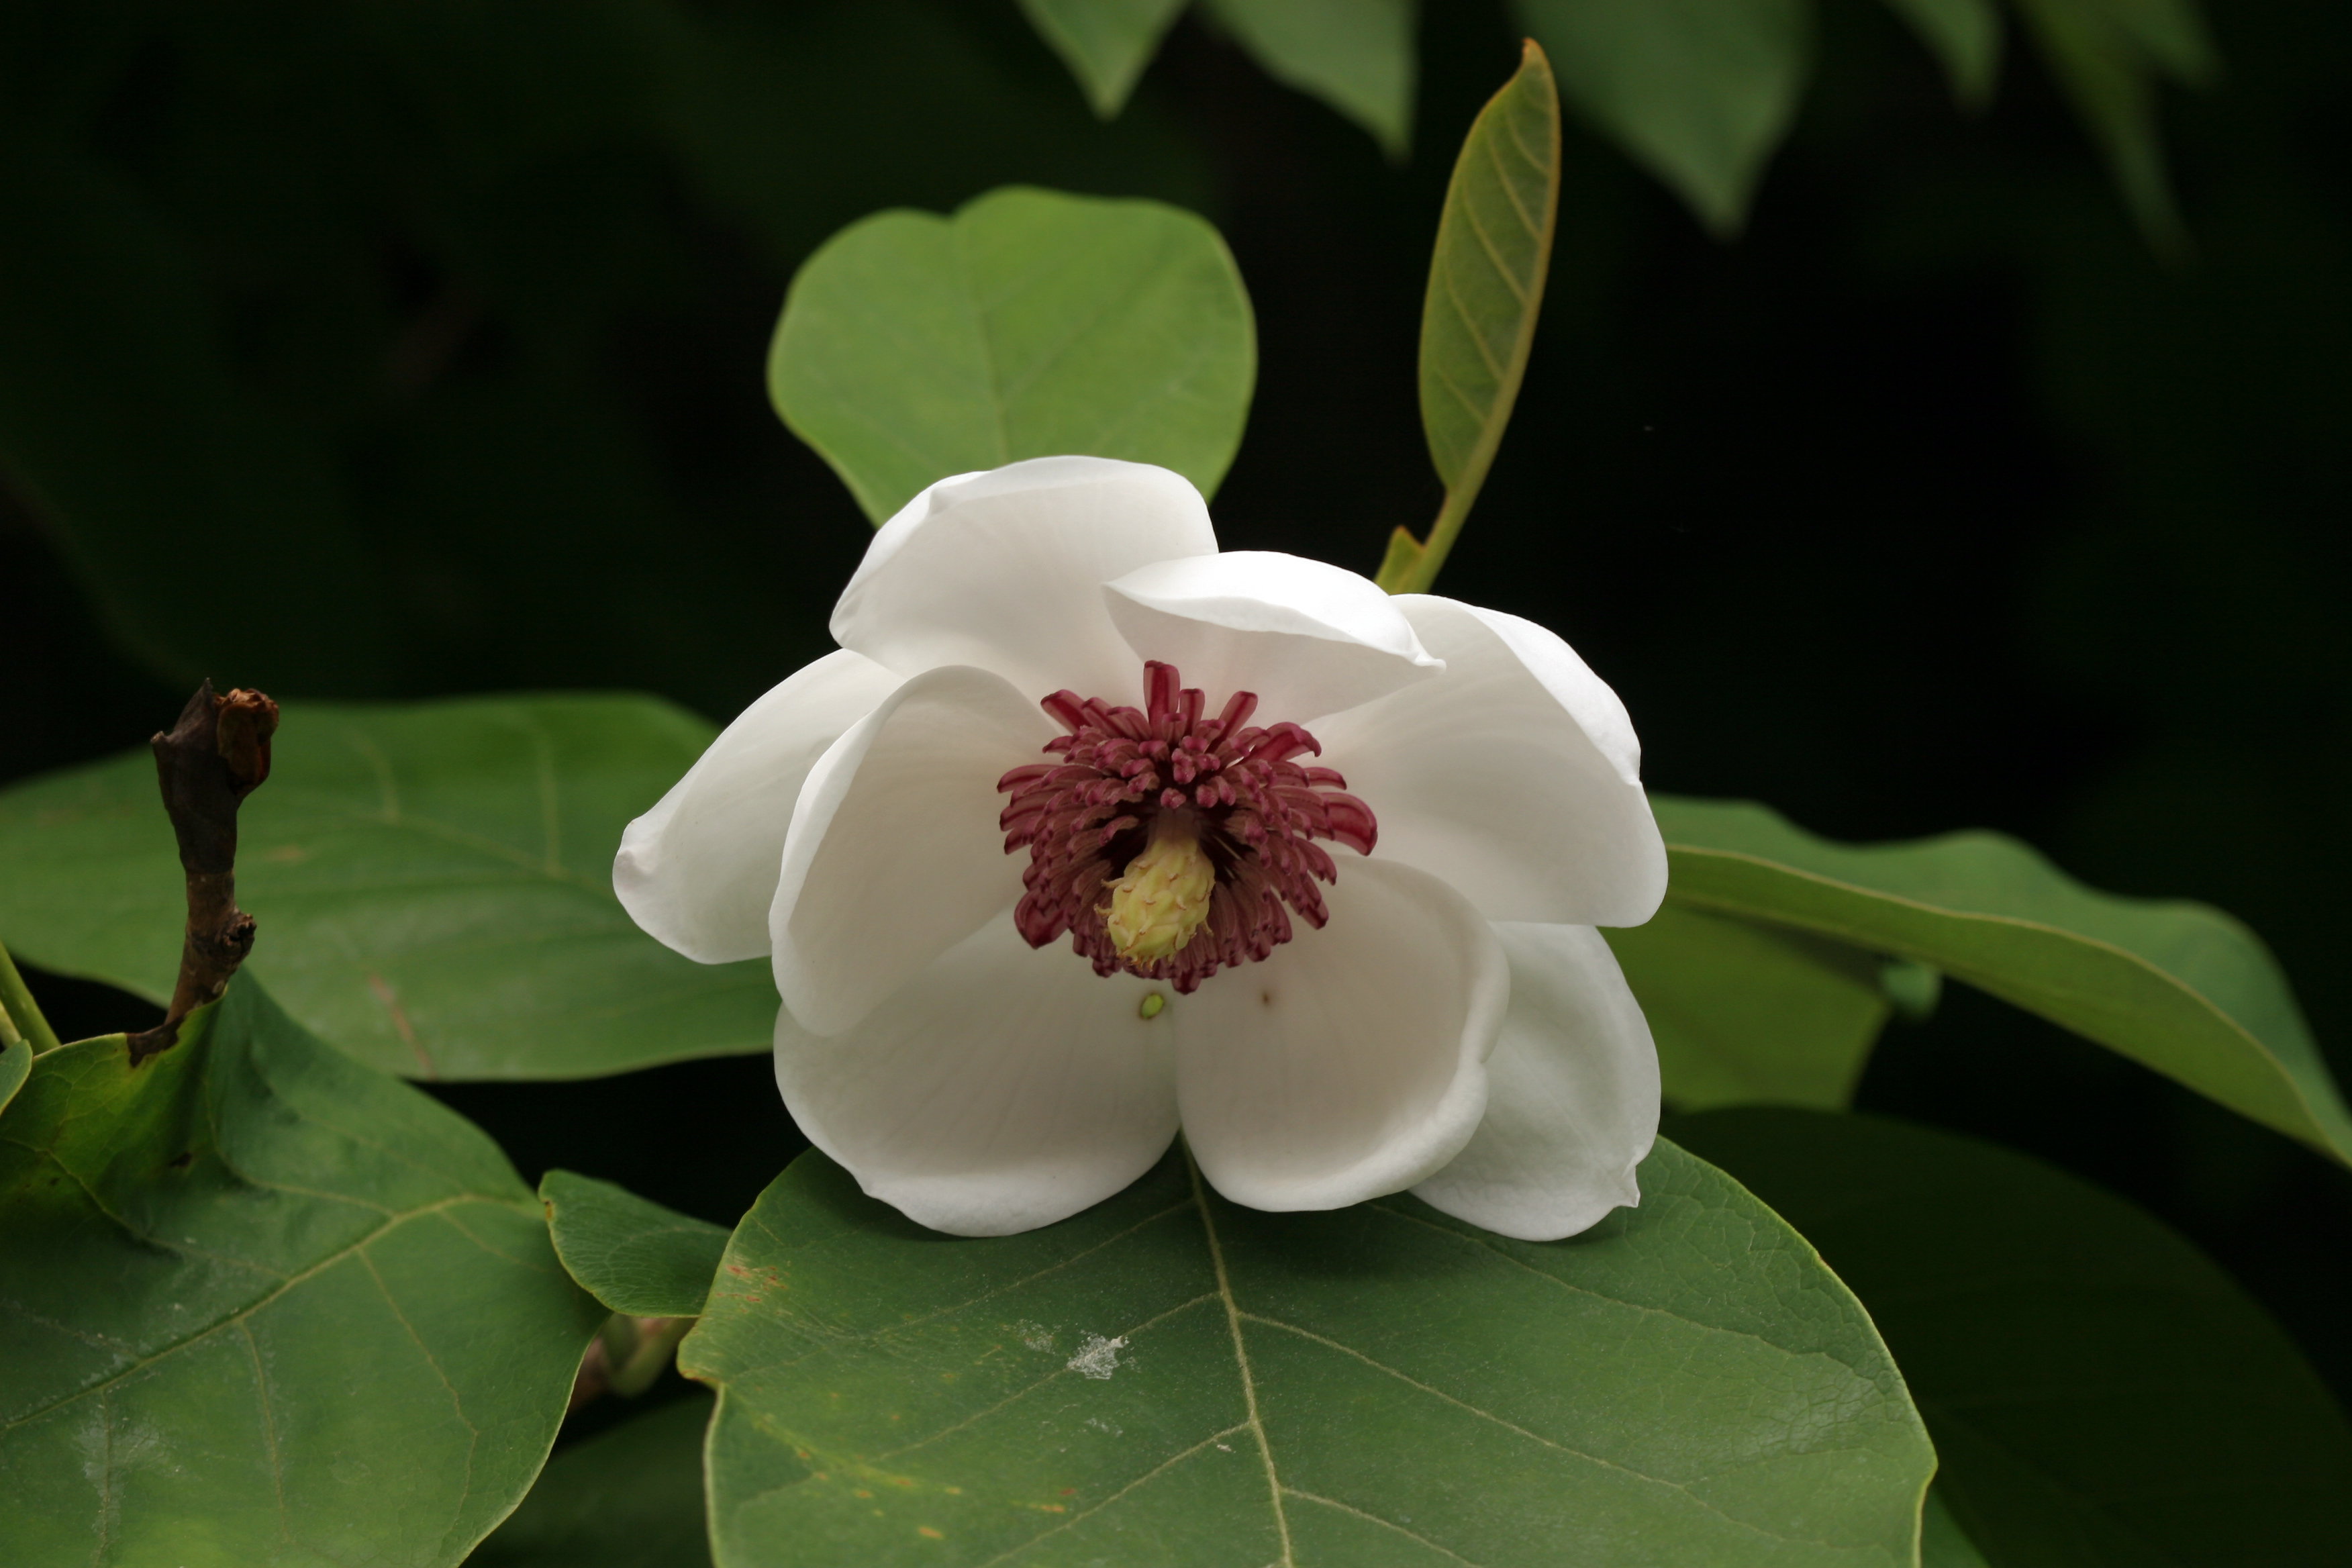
[1016,0,1191,115]
[1513,0,1810,235]
[0,976,604,1565]
[1671,1109,2352,1565]
[471,1394,716,1568]
[1604,901,1890,1110]
[1202,0,1418,156]
[0,694,778,1081]
[2014,0,2218,254]
[542,1169,732,1318]
[681,1144,1935,1567]
[1879,0,2003,107]
[1656,797,2352,1165]
[1921,1487,1991,1568]
[1381,40,1559,593]
[771,186,1256,527]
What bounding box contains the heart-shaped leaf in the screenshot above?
[0,975,605,1565]
[1671,1108,2352,1565]
[0,694,776,1081]
[681,1142,1934,1566]
[771,185,1256,528]
[543,1170,732,1319]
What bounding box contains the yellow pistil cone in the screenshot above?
[1102,818,1215,963]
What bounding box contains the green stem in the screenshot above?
[0,937,62,1055]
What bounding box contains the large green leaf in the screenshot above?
[770,186,1256,527]
[1514,0,1811,236]
[1920,1487,1991,1568]
[1379,40,1559,595]
[0,1036,25,1118]
[470,1394,716,1568]
[543,1169,732,1318]
[1654,797,2352,1164]
[0,694,777,1081]
[1203,0,1418,157]
[1671,1109,2352,1565]
[1604,901,1890,1110]
[1016,0,1191,115]
[681,1143,1934,1567]
[0,975,606,1566]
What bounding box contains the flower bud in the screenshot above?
[1101,819,1215,963]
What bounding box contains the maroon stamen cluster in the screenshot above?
[997,660,1377,992]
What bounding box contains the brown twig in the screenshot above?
[126,681,279,1067]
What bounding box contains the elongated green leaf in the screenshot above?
[0,975,605,1566]
[471,1394,716,1568]
[1203,0,1418,156]
[681,1143,1934,1567]
[1381,40,1559,595]
[1514,0,1810,235]
[1671,1109,2352,1565]
[1604,901,1890,1110]
[0,1038,25,1117]
[2013,0,2217,254]
[0,695,776,1081]
[1880,0,2003,107]
[771,186,1256,527]
[1017,0,1191,115]
[0,936,62,1057]
[543,1170,732,1318]
[1655,796,2352,1164]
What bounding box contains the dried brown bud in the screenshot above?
[213,687,281,795]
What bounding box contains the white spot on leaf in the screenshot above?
[1066,1332,1128,1379]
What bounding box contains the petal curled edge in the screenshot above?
[1104,550,1442,719]
[830,457,1220,703]
[1313,595,1667,926]
[1173,859,1506,1213]
[771,664,1052,1037]
[775,912,1180,1236]
[615,650,903,963]
[1412,922,1661,1242]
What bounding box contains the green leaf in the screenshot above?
[1920,1485,1991,1568]
[1016,0,1192,115]
[1381,40,1559,595]
[1202,0,1418,157]
[1654,796,2352,1165]
[681,1144,1935,1567]
[0,1038,26,1118]
[1514,0,1811,236]
[0,975,605,1565]
[542,1169,732,1319]
[2012,0,2218,255]
[1879,0,2003,107]
[771,186,1257,528]
[0,936,62,1058]
[1604,901,1890,1110]
[0,694,777,1081]
[471,1394,716,1568]
[1670,1109,2352,1565]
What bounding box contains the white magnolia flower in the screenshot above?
[616,456,1665,1240]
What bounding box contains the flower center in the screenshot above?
[996,660,1377,991]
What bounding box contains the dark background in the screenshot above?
[6,0,2348,1411]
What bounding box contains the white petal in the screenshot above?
[1314,595,1667,926]
[1104,550,1442,720]
[1413,923,1660,1241]
[830,457,1219,702]
[1172,859,1506,1213]
[775,912,1179,1236]
[614,651,903,964]
[770,664,1052,1036]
